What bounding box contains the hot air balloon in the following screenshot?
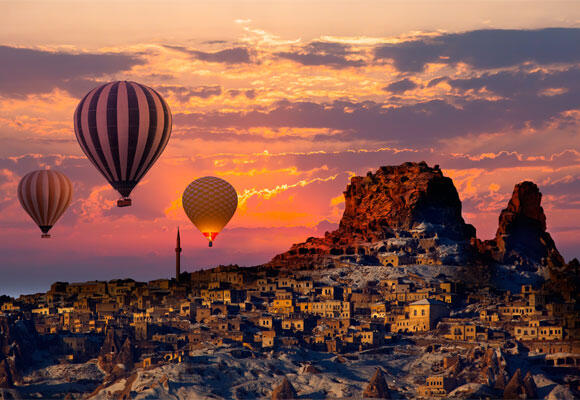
[17,170,72,238]
[74,81,172,207]
[182,176,238,247]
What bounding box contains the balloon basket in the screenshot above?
[41,234,51,239]
[208,241,213,247]
[117,198,132,207]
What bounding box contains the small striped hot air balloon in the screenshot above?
[74,81,172,207]
[182,177,238,247]
[17,170,72,238]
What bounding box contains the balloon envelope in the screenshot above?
[17,170,72,238]
[182,177,238,246]
[74,81,172,206]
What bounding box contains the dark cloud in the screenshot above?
[444,67,580,97]
[158,85,222,101]
[276,41,365,69]
[427,77,447,87]
[542,176,580,207]
[374,28,580,72]
[174,77,580,145]
[383,78,418,93]
[201,40,229,45]
[164,45,253,64]
[0,45,143,97]
[226,89,257,99]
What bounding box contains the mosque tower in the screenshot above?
[176,227,182,281]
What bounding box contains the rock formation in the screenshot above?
[522,372,538,399]
[340,162,474,241]
[479,181,564,269]
[543,258,580,302]
[0,316,38,384]
[300,363,320,374]
[271,377,297,400]
[99,328,136,377]
[269,162,565,273]
[101,328,122,356]
[269,162,476,268]
[363,368,391,399]
[478,348,509,390]
[0,360,13,388]
[116,338,135,371]
[503,369,538,399]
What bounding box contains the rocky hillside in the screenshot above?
[269,162,565,271]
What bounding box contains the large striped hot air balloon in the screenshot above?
[17,170,72,238]
[74,81,172,207]
[182,177,238,247]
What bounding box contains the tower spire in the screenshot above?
[175,227,182,281]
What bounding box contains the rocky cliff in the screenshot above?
[269,162,565,271]
[339,162,475,242]
[269,162,476,268]
[476,181,565,270]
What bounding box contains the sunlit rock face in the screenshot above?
[268,161,477,269]
[339,161,475,242]
[478,181,565,270]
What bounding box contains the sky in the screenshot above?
[1,0,580,296]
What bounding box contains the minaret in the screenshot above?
[175,227,182,281]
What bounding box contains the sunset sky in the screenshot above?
[1,0,580,296]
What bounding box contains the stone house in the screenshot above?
[417,376,458,397]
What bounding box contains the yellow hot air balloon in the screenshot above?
[182,176,238,247]
[17,170,72,238]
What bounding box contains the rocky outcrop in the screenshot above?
[99,328,136,377]
[269,162,476,268]
[100,328,122,356]
[0,360,13,388]
[300,363,320,374]
[522,372,538,399]
[269,163,565,273]
[478,182,564,270]
[116,338,135,371]
[271,377,297,400]
[0,316,38,384]
[479,348,510,390]
[363,368,391,399]
[340,162,474,241]
[543,258,580,303]
[503,369,538,399]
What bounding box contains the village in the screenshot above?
[1,252,579,399]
